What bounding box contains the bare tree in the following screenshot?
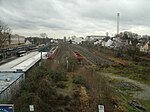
[40,33,47,38]
[0,20,11,49]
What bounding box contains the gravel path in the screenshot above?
[103,73,150,100]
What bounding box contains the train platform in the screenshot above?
[0,51,47,72]
[0,56,17,65]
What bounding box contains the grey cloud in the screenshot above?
[79,0,150,26]
[0,0,150,37]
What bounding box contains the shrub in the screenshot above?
[56,82,67,89]
[73,75,86,86]
[49,70,67,82]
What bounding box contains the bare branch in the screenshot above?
[0,20,11,48]
[40,33,47,38]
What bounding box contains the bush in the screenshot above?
[67,57,77,72]
[49,70,68,82]
[73,75,86,86]
[56,82,67,89]
[12,61,70,112]
[126,48,140,61]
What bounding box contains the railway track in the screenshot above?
[69,44,115,67]
[52,43,116,69]
[54,43,73,64]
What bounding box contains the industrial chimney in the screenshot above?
[117,13,120,34]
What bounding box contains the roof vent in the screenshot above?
[5,78,10,82]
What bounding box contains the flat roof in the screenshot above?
[0,52,47,96]
[0,52,47,72]
[12,53,41,72]
[0,52,39,70]
[0,72,24,94]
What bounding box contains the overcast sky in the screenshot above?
[0,0,150,38]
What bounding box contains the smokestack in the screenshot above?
[117,13,120,34]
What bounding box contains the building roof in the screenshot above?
[0,51,47,72]
[0,72,24,94]
[0,51,47,96]
[102,36,110,42]
[137,41,149,47]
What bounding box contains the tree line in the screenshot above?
[0,20,11,49]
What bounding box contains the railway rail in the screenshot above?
[69,44,115,67]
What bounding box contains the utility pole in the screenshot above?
[117,13,120,35]
[66,57,68,71]
[41,51,42,59]
[8,34,11,48]
[39,51,42,66]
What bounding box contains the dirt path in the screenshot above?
[102,73,150,100]
[79,86,90,112]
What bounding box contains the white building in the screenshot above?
[74,37,84,44]
[105,39,113,47]
[139,41,150,53]
[67,36,85,44]
[25,40,32,45]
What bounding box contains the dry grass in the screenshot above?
[74,66,124,112]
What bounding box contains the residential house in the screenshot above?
[25,40,32,45]
[101,36,110,47]
[66,36,84,44]
[105,39,113,47]
[74,37,84,44]
[138,41,150,53]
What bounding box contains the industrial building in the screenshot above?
[0,51,47,101]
